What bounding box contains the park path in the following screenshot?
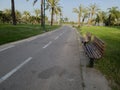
[0,25,111,90]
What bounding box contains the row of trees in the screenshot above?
[73,4,120,26]
[0,9,48,24]
[0,0,62,26]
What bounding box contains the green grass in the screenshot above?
[0,24,60,45]
[78,26,120,90]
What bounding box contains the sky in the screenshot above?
[0,0,120,22]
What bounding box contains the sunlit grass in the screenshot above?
[0,24,60,45]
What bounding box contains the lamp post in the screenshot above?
[43,0,46,31]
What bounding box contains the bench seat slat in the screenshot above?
[89,43,102,59]
[83,35,105,60]
[90,43,103,58]
[85,43,102,59]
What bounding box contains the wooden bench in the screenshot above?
[83,36,105,67]
[81,32,92,44]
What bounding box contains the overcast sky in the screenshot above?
[0,0,120,21]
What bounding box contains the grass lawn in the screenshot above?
[78,26,120,90]
[0,24,60,45]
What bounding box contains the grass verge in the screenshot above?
[0,24,60,45]
[77,26,120,90]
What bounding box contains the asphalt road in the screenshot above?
[0,26,83,90]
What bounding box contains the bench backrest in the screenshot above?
[86,32,92,41]
[92,36,105,55]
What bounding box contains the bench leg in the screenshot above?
[89,58,94,67]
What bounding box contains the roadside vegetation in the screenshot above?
[73,4,120,27]
[74,4,120,89]
[0,24,60,45]
[0,0,62,45]
[78,26,120,90]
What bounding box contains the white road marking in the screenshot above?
[54,36,59,40]
[0,45,15,52]
[0,57,32,84]
[43,41,52,49]
[59,33,63,36]
[60,31,65,36]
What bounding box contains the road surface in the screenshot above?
[0,26,83,90]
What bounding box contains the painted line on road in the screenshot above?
[60,32,65,36]
[54,36,59,40]
[0,57,32,84]
[59,33,63,36]
[0,45,15,52]
[55,32,65,40]
[43,41,52,49]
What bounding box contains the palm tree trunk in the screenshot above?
[82,17,85,26]
[56,14,58,24]
[51,7,54,26]
[11,0,16,25]
[78,15,80,27]
[108,15,111,26]
[41,0,44,27]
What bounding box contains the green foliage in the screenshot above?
[0,24,60,45]
[73,4,120,26]
[0,9,49,25]
[79,26,120,90]
[46,0,62,26]
[73,4,83,26]
[107,7,120,26]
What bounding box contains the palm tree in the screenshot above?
[88,3,99,25]
[34,9,41,24]
[4,9,11,15]
[108,7,120,25]
[54,6,62,24]
[58,11,63,25]
[40,0,44,26]
[27,0,44,26]
[73,4,83,27]
[95,11,107,26]
[3,9,12,23]
[22,11,31,23]
[64,17,69,22]
[46,0,61,26]
[0,11,3,23]
[34,9,41,18]
[11,0,16,25]
[82,8,89,25]
[15,10,22,23]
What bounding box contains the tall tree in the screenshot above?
[34,9,41,24]
[40,0,44,26]
[82,8,89,25]
[73,4,83,27]
[64,17,69,22]
[11,0,16,25]
[88,3,99,25]
[23,11,31,23]
[27,0,44,27]
[15,10,22,23]
[108,7,120,25]
[34,9,41,18]
[0,11,5,23]
[54,6,62,24]
[46,0,61,26]
[95,11,107,26]
[3,9,12,23]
